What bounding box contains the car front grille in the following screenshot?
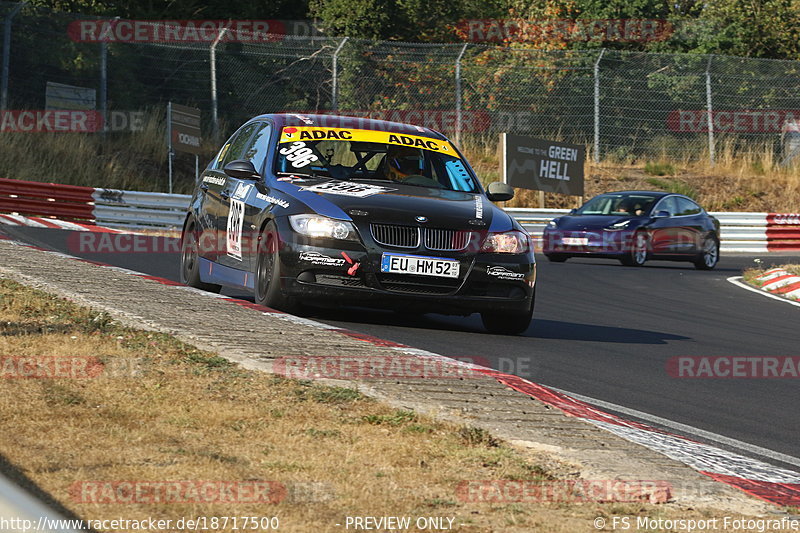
[370,223,472,251]
[376,274,461,295]
[424,228,471,251]
[370,223,420,248]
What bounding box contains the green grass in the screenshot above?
[643,161,676,176]
[645,177,698,199]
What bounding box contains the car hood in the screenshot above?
[553,215,642,230]
[283,179,513,231]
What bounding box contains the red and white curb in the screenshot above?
[0,213,126,233]
[754,268,800,300]
[1,235,799,508]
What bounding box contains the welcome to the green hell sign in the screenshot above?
[502,134,585,196]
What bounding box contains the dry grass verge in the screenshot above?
[743,264,800,286]
[0,279,797,532]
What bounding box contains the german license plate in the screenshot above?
[380,253,460,278]
[562,237,589,246]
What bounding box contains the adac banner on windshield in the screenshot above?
[501,134,584,196]
[279,126,460,157]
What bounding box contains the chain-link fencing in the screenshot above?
[3,1,800,169]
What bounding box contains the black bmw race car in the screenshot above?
[180,114,536,334]
[542,191,720,269]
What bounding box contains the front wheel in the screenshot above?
[255,223,304,314]
[620,231,648,267]
[694,236,719,270]
[179,220,221,293]
[481,296,534,335]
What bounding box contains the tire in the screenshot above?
[180,219,221,293]
[254,222,304,314]
[545,254,568,263]
[620,231,648,267]
[694,235,719,270]
[481,294,534,335]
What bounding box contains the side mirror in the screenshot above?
[223,159,260,180]
[653,210,670,218]
[568,208,577,215]
[486,182,514,202]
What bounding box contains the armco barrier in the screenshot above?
[0,178,190,229]
[0,177,95,221]
[508,208,800,253]
[0,178,798,251]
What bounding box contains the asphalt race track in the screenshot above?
[3,225,799,471]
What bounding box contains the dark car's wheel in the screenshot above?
[180,220,221,293]
[694,235,719,270]
[481,294,534,335]
[255,222,304,314]
[620,231,649,267]
[545,254,568,263]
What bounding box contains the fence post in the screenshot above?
[455,43,468,146]
[593,48,605,163]
[331,36,348,111]
[210,26,229,140]
[1,1,26,110]
[705,55,715,166]
[99,41,107,132]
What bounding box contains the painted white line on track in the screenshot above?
[727,276,800,308]
[548,385,800,471]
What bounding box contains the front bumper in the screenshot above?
[542,228,636,256]
[274,224,535,315]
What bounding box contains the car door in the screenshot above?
[648,196,678,254]
[197,132,241,263]
[215,122,263,270]
[238,122,275,272]
[672,197,705,254]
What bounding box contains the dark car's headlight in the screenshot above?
[289,214,359,241]
[546,219,558,229]
[605,220,632,231]
[480,231,530,254]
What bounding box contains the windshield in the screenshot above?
[274,126,480,193]
[575,193,659,216]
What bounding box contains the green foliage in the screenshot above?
[645,177,697,198]
[310,0,502,40]
[644,161,676,175]
[30,0,310,19]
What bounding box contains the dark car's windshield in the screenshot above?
[575,193,659,216]
[274,126,479,193]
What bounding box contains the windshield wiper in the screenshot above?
[276,170,327,179]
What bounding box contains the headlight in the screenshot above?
[480,231,530,254]
[605,220,631,231]
[289,214,358,241]
[546,219,558,229]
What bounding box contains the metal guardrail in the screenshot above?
[92,188,191,228]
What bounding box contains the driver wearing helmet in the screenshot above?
[385,146,423,182]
